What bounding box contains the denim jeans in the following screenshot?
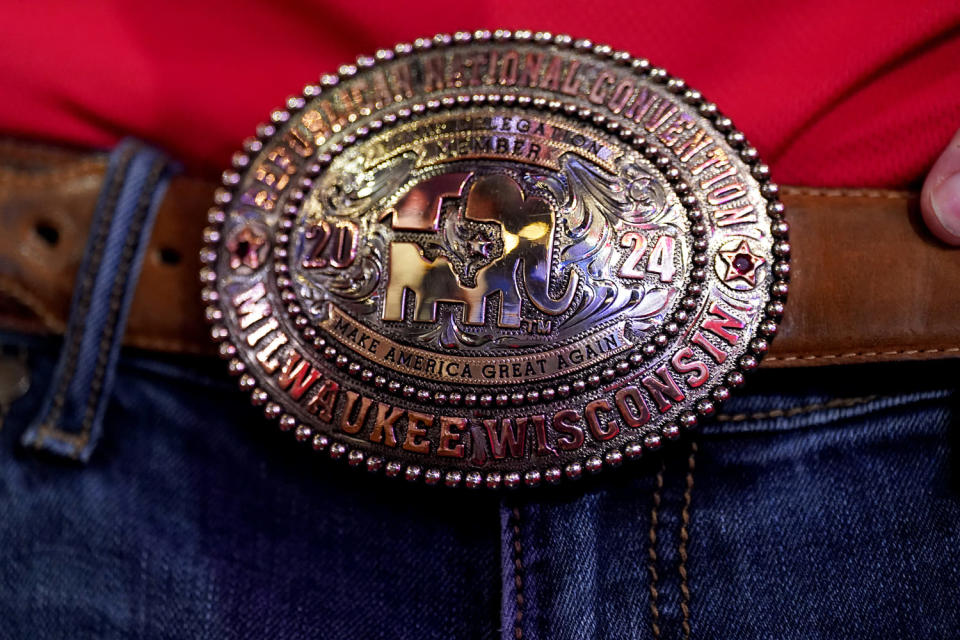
[1,142,957,639]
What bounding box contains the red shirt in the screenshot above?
[2,0,959,187]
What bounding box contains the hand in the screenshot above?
[921,128,960,246]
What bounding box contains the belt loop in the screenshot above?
[21,139,179,461]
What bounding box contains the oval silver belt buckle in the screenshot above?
[201,31,789,489]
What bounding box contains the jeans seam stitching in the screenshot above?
[510,506,525,640]
[715,395,879,423]
[679,441,697,640]
[648,460,665,639]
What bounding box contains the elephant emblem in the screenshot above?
[381,173,580,328]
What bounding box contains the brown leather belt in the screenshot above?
[1,139,958,366]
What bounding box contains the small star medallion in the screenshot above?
[227,224,267,270]
[719,239,765,286]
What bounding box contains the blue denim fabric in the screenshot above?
[1,338,503,639]
[501,368,959,639]
[1,140,957,639]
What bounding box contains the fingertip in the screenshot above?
[921,129,960,246]
[922,177,960,246]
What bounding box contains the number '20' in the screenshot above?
[301,220,359,269]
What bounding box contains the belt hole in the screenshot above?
[34,221,60,247]
[158,247,182,266]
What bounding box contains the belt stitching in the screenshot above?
[765,347,960,363]
[779,186,914,199]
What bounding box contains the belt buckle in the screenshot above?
[201,31,789,489]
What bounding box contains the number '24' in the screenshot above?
[618,232,676,282]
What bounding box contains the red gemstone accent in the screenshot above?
[733,254,753,273]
